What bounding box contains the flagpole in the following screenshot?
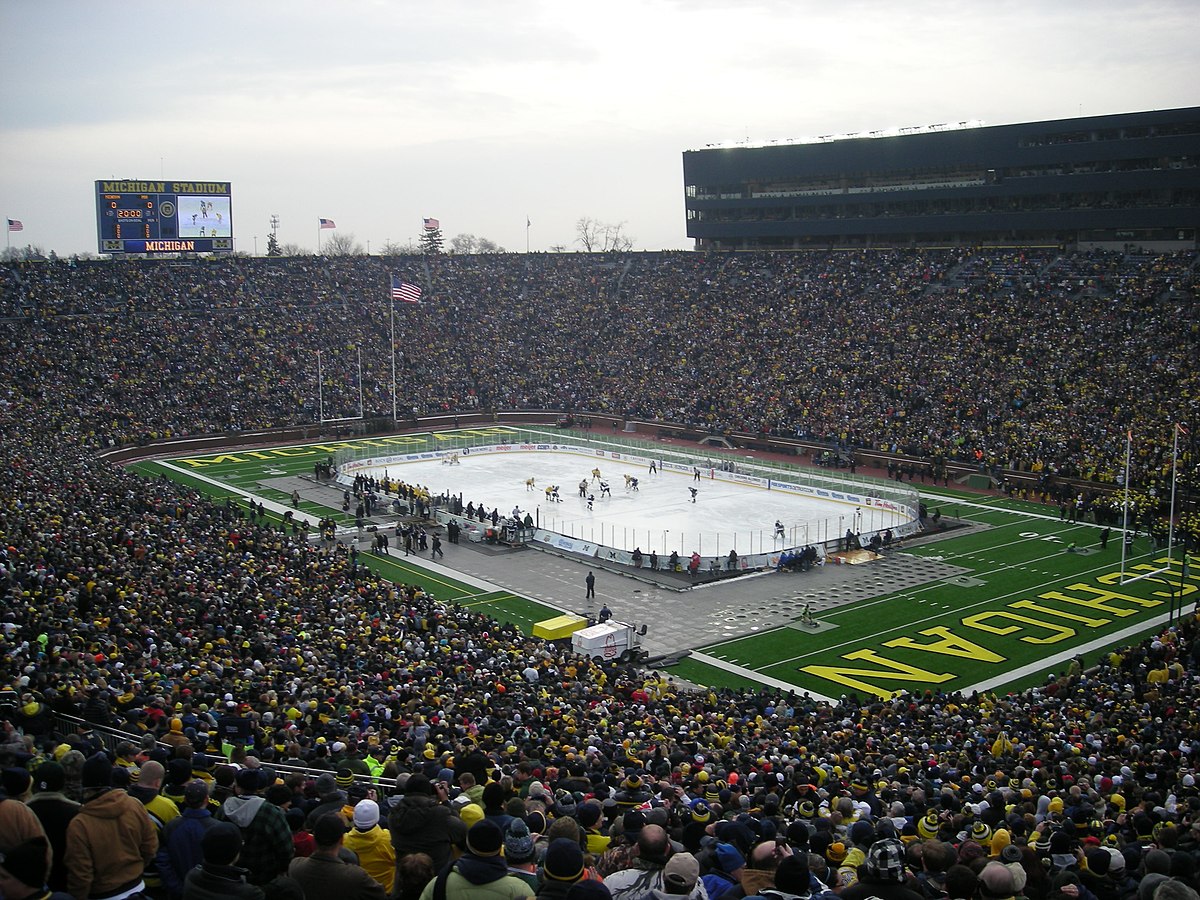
[317,221,321,255]
[316,349,324,424]
[1167,424,1181,566]
[1120,428,1132,578]
[526,215,530,254]
[390,294,398,423]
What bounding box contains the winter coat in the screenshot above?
[65,788,157,900]
[343,823,396,894]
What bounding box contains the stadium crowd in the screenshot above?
[1,248,1195,482]
[0,248,1198,899]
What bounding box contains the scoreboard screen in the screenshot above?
[95,179,234,254]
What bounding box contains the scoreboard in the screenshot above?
[95,179,234,254]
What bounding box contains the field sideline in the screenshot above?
[131,429,1195,699]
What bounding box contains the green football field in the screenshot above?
[131,429,1196,699]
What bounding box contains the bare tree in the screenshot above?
[378,239,420,255]
[450,233,479,254]
[278,242,307,256]
[602,222,633,253]
[476,237,506,253]
[322,232,364,256]
[575,217,602,252]
[575,218,633,252]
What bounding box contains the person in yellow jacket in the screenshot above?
[991,731,1014,758]
[344,797,395,894]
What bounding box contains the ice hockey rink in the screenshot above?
[354,450,910,558]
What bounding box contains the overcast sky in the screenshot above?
[1,0,1197,256]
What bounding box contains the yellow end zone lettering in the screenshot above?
[1008,600,1109,628]
[962,611,1075,644]
[801,649,954,700]
[312,440,393,452]
[1038,584,1161,617]
[175,454,247,468]
[379,436,426,446]
[437,428,516,439]
[883,627,1005,662]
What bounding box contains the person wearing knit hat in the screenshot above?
[466,819,505,858]
[65,752,158,900]
[344,798,395,895]
[461,803,486,828]
[826,842,847,866]
[305,772,349,830]
[1048,830,1076,871]
[917,811,941,841]
[969,821,993,845]
[575,801,609,856]
[839,838,920,900]
[771,854,811,897]
[504,819,539,891]
[554,790,579,820]
[416,819,532,900]
[990,829,1012,858]
[703,843,745,900]
[542,837,587,895]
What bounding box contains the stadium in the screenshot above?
[2,110,1200,896]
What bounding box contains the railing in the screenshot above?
[44,710,390,789]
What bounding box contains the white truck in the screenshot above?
[571,620,647,663]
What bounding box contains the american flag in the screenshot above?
[319,218,336,229]
[423,217,439,231]
[7,219,23,232]
[391,276,422,304]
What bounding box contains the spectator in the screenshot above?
[506,818,541,892]
[394,852,436,900]
[217,767,293,889]
[538,837,587,900]
[389,773,460,874]
[182,820,263,900]
[65,751,158,900]
[605,825,675,900]
[0,836,70,900]
[703,843,746,900]
[158,780,217,900]
[25,761,77,893]
[288,812,387,899]
[343,798,395,894]
[418,819,534,900]
[841,839,923,900]
[128,758,180,895]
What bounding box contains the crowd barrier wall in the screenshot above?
[334,438,920,568]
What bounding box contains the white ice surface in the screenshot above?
[358,451,907,557]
